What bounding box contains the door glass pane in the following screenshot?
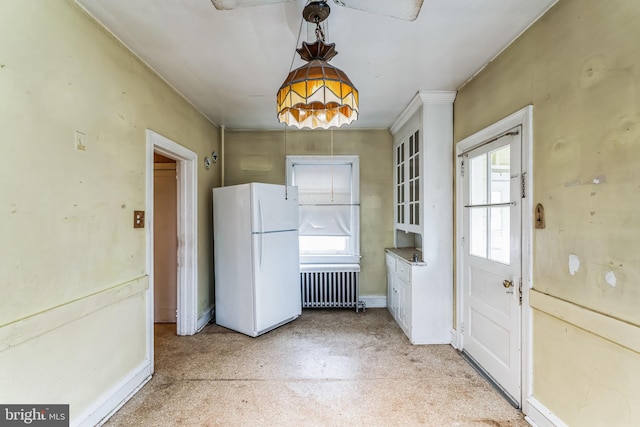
[409,202,414,224]
[490,146,510,203]
[470,207,488,258]
[470,154,487,205]
[490,206,510,264]
[409,180,414,203]
[409,156,414,181]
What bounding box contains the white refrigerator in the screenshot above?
[213,183,301,337]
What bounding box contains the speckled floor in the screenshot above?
[105,309,527,426]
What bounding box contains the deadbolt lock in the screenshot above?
[503,279,513,288]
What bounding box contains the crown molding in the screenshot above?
[390,91,457,135]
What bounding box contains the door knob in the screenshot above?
[503,279,513,288]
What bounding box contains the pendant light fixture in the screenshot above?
[277,1,359,129]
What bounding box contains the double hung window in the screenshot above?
[286,155,360,264]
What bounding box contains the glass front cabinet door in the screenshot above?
[394,128,421,233]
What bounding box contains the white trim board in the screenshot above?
[197,305,215,332]
[530,290,640,354]
[360,295,386,309]
[455,105,534,412]
[0,276,148,353]
[525,397,568,427]
[79,361,152,427]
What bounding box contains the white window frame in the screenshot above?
[286,155,360,264]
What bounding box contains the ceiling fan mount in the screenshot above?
[302,1,331,24]
[210,0,424,22]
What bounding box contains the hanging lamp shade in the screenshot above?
[277,40,359,129]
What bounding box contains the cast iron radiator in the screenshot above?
[300,264,365,312]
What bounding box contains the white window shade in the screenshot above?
[298,205,354,236]
[293,163,354,205]
[287,155,360,264]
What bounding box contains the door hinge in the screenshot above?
[521,172,527,199]
[460,321,465,334]
[518,278,523,305]
[461,236,465,248]
[461,159,465,177]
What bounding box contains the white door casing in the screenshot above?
[146,130,199,372]
[455,106,533,413]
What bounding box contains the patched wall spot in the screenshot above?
[568,254,580,276]
[605,271,617,287]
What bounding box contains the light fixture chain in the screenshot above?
[331,128,334,202]
[284,123,288,199]
[315,20,325,42]
[288,16,305,72]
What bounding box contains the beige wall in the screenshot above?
[224,129,394,297]
[454,0,640,424]
[0,0,219,422]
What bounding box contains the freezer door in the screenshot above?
[252,230,301,334]
[251,183,298,233]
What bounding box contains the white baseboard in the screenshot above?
[525,397,567,427]
[360,295,386,308]
[76,360,152,427]
[197,305,215,332]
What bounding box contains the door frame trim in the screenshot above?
[146,129,199,368]
[454,105,533,412]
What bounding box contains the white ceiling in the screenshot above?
[76,0,556,130]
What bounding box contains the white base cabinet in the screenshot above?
[386,250,451,345]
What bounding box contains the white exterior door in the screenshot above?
[462,129,522,405]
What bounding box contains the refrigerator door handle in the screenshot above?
[259,231,264,270]
[258,197,264,234]
[257,197,264,269]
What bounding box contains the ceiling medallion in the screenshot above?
[276,1,359,129]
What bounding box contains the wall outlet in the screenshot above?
[134,210,145,228]
[75,131,86,151]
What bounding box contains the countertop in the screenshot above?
[385,247,427,265]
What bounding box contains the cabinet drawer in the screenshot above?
[396,259,410,282]
[386,253,396,271]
